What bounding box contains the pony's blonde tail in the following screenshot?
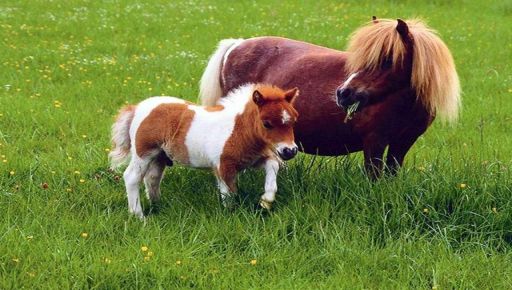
[109,105,136,170]
[199,38,244,106]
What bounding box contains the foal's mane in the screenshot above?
[219,83,290,107]
[346,19,461,122]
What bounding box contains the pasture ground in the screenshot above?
[1,0,511,288]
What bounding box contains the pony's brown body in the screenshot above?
[200,19,460,178]
[223,38,357,155]
[222,36,432,157]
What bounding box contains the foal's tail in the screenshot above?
[109,105,136,170]
[199,38,244,106]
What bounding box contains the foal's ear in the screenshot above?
[396,19,411,41]
[284,87,299,103]
[253,90,265,106]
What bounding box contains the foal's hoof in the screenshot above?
[254,199,272,215]
[258,199,273,210]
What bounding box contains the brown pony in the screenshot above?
[199,18,461,178]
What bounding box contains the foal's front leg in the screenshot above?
[259,158,279,210]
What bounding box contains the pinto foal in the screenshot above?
[109,84,299,218]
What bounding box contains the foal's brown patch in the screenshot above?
[204,105,225,112]
[136,103,195,164]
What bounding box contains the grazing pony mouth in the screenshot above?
[343,101,361,123]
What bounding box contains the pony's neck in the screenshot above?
[231,102,272,163]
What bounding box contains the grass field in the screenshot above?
[1,0,512,288]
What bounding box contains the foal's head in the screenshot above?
[252,86,299,160]
[336,18,461,122]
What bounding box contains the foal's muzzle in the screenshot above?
[278,145,298,161]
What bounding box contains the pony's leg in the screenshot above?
[259,158,279,210]
[385,129,427,175]
[215,162,238,208]
[363,138,387,180]
[124,155,152,218]
[143,153,168,203]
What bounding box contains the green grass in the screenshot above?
[1,0,512,288]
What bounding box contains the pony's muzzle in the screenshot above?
[336,87,353,108]
[336,88,368,110]
[278,145,298,161]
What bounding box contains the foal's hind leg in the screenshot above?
[144,153,169,203]
[215,161,238,208]
[124,155,152,218]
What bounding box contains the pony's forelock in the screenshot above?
[346,19,461,123]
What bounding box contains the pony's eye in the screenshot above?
[263,120,273,129]
[382,58,393,69]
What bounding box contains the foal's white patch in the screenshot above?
[130,96,186,156]
[282,109,291,124]
[185,84,255,168]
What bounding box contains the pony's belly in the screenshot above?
[186,149,216,168]
[297,134,363,156]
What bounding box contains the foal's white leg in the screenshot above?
[259,158,280,210]
[124,155,152,218]
[144,158,166,203]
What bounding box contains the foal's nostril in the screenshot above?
[279,147,297,161]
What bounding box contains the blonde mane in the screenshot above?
[346,19,461,123]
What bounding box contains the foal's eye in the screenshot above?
[263,120,273,129]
